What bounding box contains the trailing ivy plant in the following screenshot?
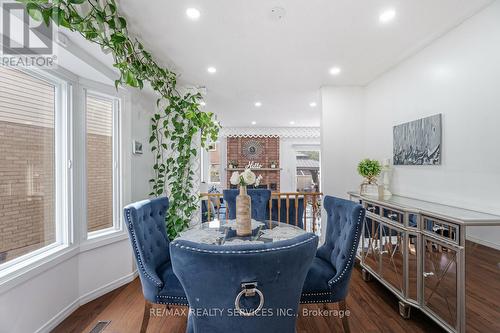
[20,0,220,239]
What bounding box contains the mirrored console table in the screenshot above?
[348,192,500,333]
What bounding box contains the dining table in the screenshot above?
[176,219,307,245]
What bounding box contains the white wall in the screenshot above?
[0,241,135,333]
[321,2,500,247]
[320,87,365,198]
[130,90,157,202]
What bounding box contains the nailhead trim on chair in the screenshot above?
[327,209,364,287]
[301,299,332,304]
[158,301,188,306]
[125,209,163,288]
[301,291,333,296]
[171,234,318,254]
[158,295,187,300]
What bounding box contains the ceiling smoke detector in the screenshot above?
[270,7,286,21]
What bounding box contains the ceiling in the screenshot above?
[110,0,492,127]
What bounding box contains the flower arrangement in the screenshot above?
[230,168,259,187]
[228,160,239,169]
[269,160,278,168]
[230,169,263,188]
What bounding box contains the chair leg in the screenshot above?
[338,299,350,333]
[140,301,152,333]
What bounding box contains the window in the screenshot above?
[85,92,120,234]
[0,62,125,283]
[0,66,66,266]
[208,142,220,183]
[296,150,320,192]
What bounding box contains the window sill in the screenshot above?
[0,244,77,294]
[81,230,129,253]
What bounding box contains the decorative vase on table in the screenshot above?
[236,185,252,236]
[230,169,263,236]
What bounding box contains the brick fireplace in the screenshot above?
[226,136,280,191]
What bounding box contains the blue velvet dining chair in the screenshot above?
[171,233,319,333]
[223,189,271,221]
[301,196,365,333]
[124,197,188,333]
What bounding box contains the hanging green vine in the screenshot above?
[20,0,220,239]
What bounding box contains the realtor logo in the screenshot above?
[1,1,57,67]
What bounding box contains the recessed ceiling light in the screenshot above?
[379,9,396,23]
[329,67,341,76]
[251,121,257,125]
[254,102,262,107]
[200,101,206,106]
[289,121,295,125]
[186,8,201,20]
[207,66,217,74]
[309,102,317,107]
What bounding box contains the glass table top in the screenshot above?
[176,219,306,246]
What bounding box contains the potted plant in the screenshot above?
[228,160,238,169]
[230,168,257,236]
[357,159,382,197]
[269,160,278,168]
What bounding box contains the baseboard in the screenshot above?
[78,270,138,305]
[35,270,138,333]
[467,235,500,251]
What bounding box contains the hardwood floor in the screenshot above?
[53,264,445,333]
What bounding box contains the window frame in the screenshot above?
[82,85,123,240]
[0,61,132,292]
[0,66,72,276]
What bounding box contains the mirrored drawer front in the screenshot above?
[380,223,405,296]
[365,203,380,215]
[382,207,404,224]
[423,237,458,330]
[423,216,459,244]
[361,218,381,275]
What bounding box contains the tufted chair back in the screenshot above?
[316,196,365,292]
[124,197,171,301]
[223,189,271,221]
[171,233,318,333]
